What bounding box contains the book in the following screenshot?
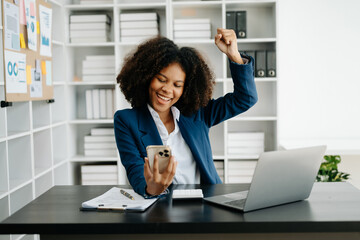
[70,37,108,43]
[227,147,264,155]
[70,14,111,23]
[173,23,211,31]
[85,90,93,119]
[70,29,109,38]
[81,187,158,212]
[80,0,113,4]
[90,128,114,136]
[174,30,211,39]
[227,140,264,148]
[82,75,115,82]
[84,135,116,143]
[120,13,158,22]
[106,89,114,119]
[92,89,100,119]
[84,149,117,156]
[81,164,117,173]
[70,22,110,30]
[227,132,265,141]
[84,142,117,150]
[99,89,107,119]
[120,28,159,37]
[120,20,158,29]
[86,55,115,61]
[174,18,211,24]
[82,60,115,69]
[83,68,115,75]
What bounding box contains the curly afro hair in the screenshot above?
[116,36,215,116]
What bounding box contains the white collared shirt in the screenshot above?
[147,104,200,184]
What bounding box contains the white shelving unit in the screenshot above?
[0,2,277,238]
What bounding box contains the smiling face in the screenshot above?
[148,62,186,117]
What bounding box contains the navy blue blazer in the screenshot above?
[114,57,258,196]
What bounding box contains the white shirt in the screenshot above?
[147,104,200,184]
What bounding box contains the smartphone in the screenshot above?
[146,145,172,174]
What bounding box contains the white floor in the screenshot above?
[339,155,360,190]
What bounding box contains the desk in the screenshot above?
[1,183,360,240]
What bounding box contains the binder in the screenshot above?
[244,50,255,63]
[236,11,246,38]
[255,51,266,77]
[266,50,276,77]
[226,11,236,33]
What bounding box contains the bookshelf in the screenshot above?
[0,1,277,239]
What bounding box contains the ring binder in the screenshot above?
[1,101,13,108]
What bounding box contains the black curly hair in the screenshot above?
[116,36,215,116]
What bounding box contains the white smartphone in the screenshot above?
[146,145,172,174]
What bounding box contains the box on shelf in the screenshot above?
[86,89,115,120]
[81,164,118,185]
[227,132,264,158]
[69,14,111,43]
[119,12,159,43]
[173,18,211,40]
[227,160,257,183]
[84,128,117,157]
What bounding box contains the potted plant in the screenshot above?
[316,155,350,182]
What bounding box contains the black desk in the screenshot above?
[1,183,360,240]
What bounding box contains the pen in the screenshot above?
[120,189,134,200]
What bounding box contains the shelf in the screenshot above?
[68,81,116,86]
[0,196,9,222]
[225,0,276,8]
[48,0,63,7]
[8,136,32,190]
[66,42,116,47]
[32,101,51,129]
[224,77,277,82]
[230,116,277,121]
[35,171,53,198]
[9,183,33,214]
[33,125,52,133]
[174,39,214,45]
[33,129,52,176]
[52,124,68,165]
[52,86,67,124]
[227,155,260,160]
[70,155,118,162]
[0,142,8,193]
[172,1,222,8]
[64,4,114,10]
[54,162,69,185]
[117,2,166,9]
[52,40,64,46]
[69,119,114,124]
[0,86,6,138]
[7,102,30,135]
[53,82,66,86]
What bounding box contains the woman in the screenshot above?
[114,28,258,197]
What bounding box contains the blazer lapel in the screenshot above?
[137,106,163,148]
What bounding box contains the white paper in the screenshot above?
[24,0,37,51]
[30,61,42,97]
[4,50,26,93]
[82,187,158,211]
[39,5,52,57]
[3,1,20,51]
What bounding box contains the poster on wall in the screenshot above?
[4,50,27,93]
[39,5,52,57]
[24,0,37,51]
[3,1,20,51]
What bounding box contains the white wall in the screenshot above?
[278,0,360,143]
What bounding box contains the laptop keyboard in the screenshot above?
[224,198,246,208]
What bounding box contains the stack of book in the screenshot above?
[173,18,211,40]
[84,128,117,157]
[214,161,224,182]
[227,132,265,158]
[79,0,113,5]
[119,12,159,43]
[227,160,257,183]
[69,14,111,43]
[85,89,115,119]
[81,164,118,185]
[82,55,115,82]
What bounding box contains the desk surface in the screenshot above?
[1,182,360,234]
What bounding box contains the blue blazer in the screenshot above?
[114,57,258,196]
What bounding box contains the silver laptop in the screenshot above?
[204,145,327,212]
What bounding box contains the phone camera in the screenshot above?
[159,151,164,156]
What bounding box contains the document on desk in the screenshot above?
[81,187,158,212]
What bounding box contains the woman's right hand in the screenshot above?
[144,154,177,196]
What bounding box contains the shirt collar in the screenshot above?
[147,104,180,121]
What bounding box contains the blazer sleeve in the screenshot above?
[114,110,147,196]
[202,54,258,128]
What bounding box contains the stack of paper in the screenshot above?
[119,12,159,43]
[227,132,265,158]
[81,164,118,185]
[70,14,111,43]
[84,128,117,157]
[214,161,224,182]
[173,18,211,40]
[227,160,257,183]
[82,55,115,82]
[86,88,114,120]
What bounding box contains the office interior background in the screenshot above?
[0,0,359,239]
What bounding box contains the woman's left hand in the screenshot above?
[215,28,244,64]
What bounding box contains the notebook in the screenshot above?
[204,146,327,212]
[81,187,158,212]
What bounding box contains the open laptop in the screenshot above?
[204,145,327,212]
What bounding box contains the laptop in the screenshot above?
[204,145,327,212]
